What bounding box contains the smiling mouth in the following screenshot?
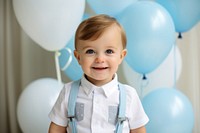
[92,67,108,70]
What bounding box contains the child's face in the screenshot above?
[74,24,127,86]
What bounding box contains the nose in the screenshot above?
[95,54,105,63]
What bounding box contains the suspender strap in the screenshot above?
[67,80,81,133]
[115,83,127,133]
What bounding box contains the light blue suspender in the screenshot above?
[67,80,81,133]
[115,83,127,133]
[67,80,126,133]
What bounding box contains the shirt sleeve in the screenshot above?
[125,85,149,129]
[49,83,71,127]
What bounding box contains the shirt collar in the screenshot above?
[80,74,119,97]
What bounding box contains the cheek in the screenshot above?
[108,59,120,69]
[112,57,122,64]
[79,57,92,65]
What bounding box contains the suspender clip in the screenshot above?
[68,116,75,122]
[118,117,127,124]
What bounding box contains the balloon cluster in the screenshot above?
[13,0,198,132]
[13,0,85,132]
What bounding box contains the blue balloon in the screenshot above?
[59,38,83,81]
[87,0,137,16]
[117,1,175,74]
[142,88,194,133]
[156,0,200,33]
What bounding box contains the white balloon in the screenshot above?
[122,46,182,97]
[17,78,63,133]
[13,0,85,51]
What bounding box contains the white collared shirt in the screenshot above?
[49,74,149,133]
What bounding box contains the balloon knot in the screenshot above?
[142,74,147,80]
[178,32,182,39]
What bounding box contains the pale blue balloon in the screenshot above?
[87,0,137,16]
[142,88,194,133]
[59,38,83,81]
[117,1,175,74]
[156,0,200,33]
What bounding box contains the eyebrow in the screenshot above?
[81,46,94,50]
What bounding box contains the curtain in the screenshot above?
[0,0,199,132]
[0,0,21,132]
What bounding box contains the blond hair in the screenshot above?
[75,14,127,49]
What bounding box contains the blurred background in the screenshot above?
[0,0,199,133]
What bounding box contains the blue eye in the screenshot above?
[106,49,114,54]
[86,49,95,54]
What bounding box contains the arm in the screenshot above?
[48,122,67,133]
[130,126,146,133]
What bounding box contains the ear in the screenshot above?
[119,49,127,64]
[120,49,127,59]
[74,50,81,64]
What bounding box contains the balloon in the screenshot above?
[17,78,63,133]
[117,1,175,74]
[59,38,83,80]
[156,0,200,33]
[122,45,182,97]
[13,0,85,51]
[142,88,194,133]
[87,0,137,16]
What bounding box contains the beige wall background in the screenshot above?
[0,0,199,133]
